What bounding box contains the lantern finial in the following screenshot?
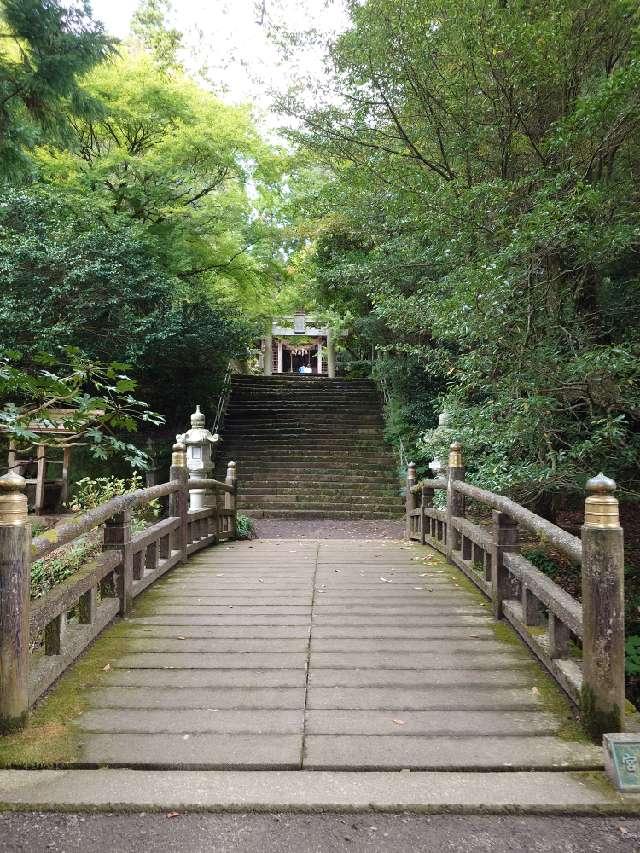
[191,405,205,428]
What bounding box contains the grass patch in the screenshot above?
[0,622,132,768]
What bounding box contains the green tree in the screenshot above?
[0,0,114,174]
[283,0,640,507]
[1,348,162,468]
[131,0,182,70]
[38,50,286,316]
[0,187,252,427]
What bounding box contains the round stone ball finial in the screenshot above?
[585,472,619,529]
[0,470,28,525]
[190,405,206,428]
[448,441,463,468]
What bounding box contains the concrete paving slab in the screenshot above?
[119,624,311,639]
[311,614,492,626]
[3,768,635,813]
[308,652,530,669]
[104,669,307,688]
[122,638,308,653]
[77,709,303,734]
[146,607,312,616]
[304,710,560,736]
[311,626,494,639]
[307,668,539,687]
[303,736,603,771]
[150,597,312,606]
[78,734,302,768]
[113,653,308,669]
[309,639,512,653]
[88,687,306,709]
[131,614,312,625]
[306,686,544,710]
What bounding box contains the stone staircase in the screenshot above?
[215,375,403,519]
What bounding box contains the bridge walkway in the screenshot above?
[46,538,602,770]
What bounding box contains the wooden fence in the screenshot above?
[0,441,237,734]
[406,442,626,739]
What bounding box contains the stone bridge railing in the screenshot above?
[0,439,237,734]
[406,442,626,740]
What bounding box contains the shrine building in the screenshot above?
[259,312,336,377]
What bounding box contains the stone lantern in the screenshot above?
[428,411,451,477]
[177,405,219,510]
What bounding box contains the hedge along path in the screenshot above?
[0,537,603,771]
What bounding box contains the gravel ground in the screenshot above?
[1,812,640,852]
[250,518,404,540]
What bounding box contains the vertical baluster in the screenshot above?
[548,613,570,658]
[490,511,519,619]
[44,613,65,655]
[79,587,97,625]
[405,462,417,540]
[104,509,133,616]
[159,533,170,561]
[146,540,158,574]
[521,584,543,626]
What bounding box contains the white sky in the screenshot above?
[89,0,349,122]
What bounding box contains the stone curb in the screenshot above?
[1,770,639,814]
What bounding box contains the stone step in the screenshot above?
[240,486,400,497]
[230,464,396,475]
[235,475,398,487]
[237,495,402,508]
[0,769,624,811]
[222,424,383,436]
[232,377,375,386]
[219,452,394,462]
[242,508,402,519]
[226,415,382,423]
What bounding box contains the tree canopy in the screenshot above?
[0,0,288,446]
[282,0,640,506]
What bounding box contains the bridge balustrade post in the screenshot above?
[421,484,434,545]
[405,462,417,539]
[490,511,519,619]
[225,461,237,539]
[169,441,189,563]
[580,474,625,738]
[104,509,133,616]
[445,442,465,559]
[0,472,30,733]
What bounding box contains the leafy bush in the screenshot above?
[69,474,160,532]
[522,548,562,580]
[235,513,256,540]
[30,536,100,600]
[625,636,640,677]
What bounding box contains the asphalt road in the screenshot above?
[1,813,640,852]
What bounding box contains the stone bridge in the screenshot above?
[0,438,638,811]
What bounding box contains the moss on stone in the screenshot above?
[0,624,129,768]
[580,684,622,742]
[411,548,590,743]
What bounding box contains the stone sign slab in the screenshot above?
[604,733,640,791]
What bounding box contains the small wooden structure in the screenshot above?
[8,423,73,515]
